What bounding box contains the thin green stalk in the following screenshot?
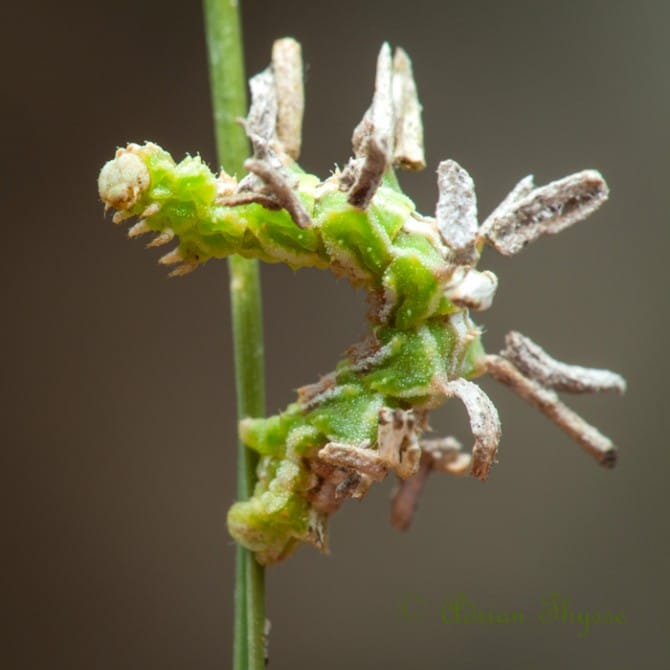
[202,2,266,669]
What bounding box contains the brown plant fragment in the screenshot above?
[345,43,394,209]
[392,47,425,170]
[244,68,278,153]
[390,451,433,531]
[501,331,626,394]
[439,378,501,480]
[272,37,304,160]
[296,373,337,407]
[318,442,388,481]
[391,436,469,531]
[485,354,618,467]
[480,170,609,255]
[217,192,283,211]
[377,407,422,480]
[435,159,479,262]
[307,460,363,515]
[243,158,312,229]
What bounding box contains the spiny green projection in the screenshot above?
[99,40,625,565]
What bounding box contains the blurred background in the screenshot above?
[3,0,668,667]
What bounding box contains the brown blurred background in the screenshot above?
[2,0,668,667]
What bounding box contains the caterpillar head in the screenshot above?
[98,142,222,275]
[98,144,151,213]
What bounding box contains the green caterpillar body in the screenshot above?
[99,42,624,565]
[99,142,487,563]
[105,142,473,328]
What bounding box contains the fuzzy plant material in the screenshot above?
[99,39,625,565]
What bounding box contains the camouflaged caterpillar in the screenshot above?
[98,39,626,565]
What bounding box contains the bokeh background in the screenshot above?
[3,1,668,668]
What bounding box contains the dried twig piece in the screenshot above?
[390,436,470,531]
[368,42,395,158]
[218,192,283,211]
[392,47,425,170]
[480,170,609,255]
[377,407,421,479]
[238,54,312,228]
[307,461,363,515]
[245,68,278,154]
[439,378,501,480]
[346,135,389,209]
[485,354,617,467]
[390,451,432,531]
[243,158,312,229]
[421,436,472,475]
[271,38,304,160]
[502,331,626,394]
[435,160,479,262]
[377,407,407,469]
[482,174,534,229]
[318,442,388,481]
[296,373,337,407]
[346,43,394,209]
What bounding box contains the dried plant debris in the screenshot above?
[484,354,618,468]
[271,38,304,160]
[479,170,609,255]
[436,159,479,261]
[440,378,502,481]
[343,42,426,208]
[99,39,625,565]
[243,158,312,229]
[501,331,626,394]
[392,48,425,170]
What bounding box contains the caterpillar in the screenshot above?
[98,39,625,565]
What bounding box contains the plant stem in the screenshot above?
[202,2,266,669]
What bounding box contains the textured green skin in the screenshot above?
[113,143,487,564]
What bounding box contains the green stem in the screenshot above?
[202,2,266,669]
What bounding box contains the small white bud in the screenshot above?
[446,268,498,311]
